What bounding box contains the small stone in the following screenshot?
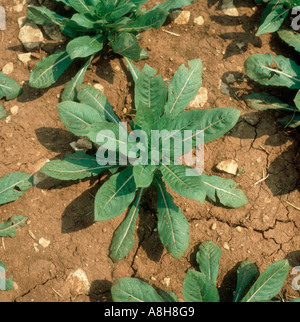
[13,4,23,13]
[189,87,208,108]
[194,16,204,25]
[151,277,156,281]
[211,223,217,230]
[42,24,66,41]
[18,53,32,65]
[38,237,50,248]
[18,21,44,51]
[17,16,27,28]
[93,83,104,92]
[163,277,171,287]
[222,0,239,17]
[10,105,19,116]
[169,10,190,24]
[66,269,90,295]
[76,138,93,150]
[216,159,238,175]
[223,242,230,250]
[2,62,14,75]
[236,226,242,232]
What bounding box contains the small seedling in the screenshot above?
[111,240,300,302]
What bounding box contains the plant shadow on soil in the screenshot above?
[208,0,262,59]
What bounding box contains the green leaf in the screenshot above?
[233,259,259,302]
[124,57,140,83]
[201,174,248,208]
[278,30,300,53]
[182,270,220,302]
[0,73,22,100]
[110,188,143,262]
[244,92,298,113]
[256,2,289,35]
[29,50,73,89]
[133,164,156,188]
[135,64,167,116]
[278,113,300,128]
[111,277,164,302]
[0,105,7,120]
[156,178,189,259]
[57,101,104,137]
[244,53,300,89]
[0,172,33,205]
[164,59,203,116]
[40,151,113,181]
[0,261,13,291]
[94,167,137,221]
[160,165,206,204]
[111,32,141,61]
[107,2,136,21]
[77,84,120,124]
[153,0,195,12]
[61,56,93,102]
[68,0,94,14]
[241,259,289,302]
[294,90,300,110]
[134,104,156,135]
[0,215,28,238]
[66,35,104,60]
[196,241,222,285]
[117,8,167,33]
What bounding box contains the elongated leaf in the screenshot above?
[157,108,241,147]
[278,30,300,53]
[94,167,137,221]
[244,92,298,113]
[256,2,289,35]
[0,172,33,205]
[245,53,300,89]
[0,105,7,120]
[110,188,143,262]
[124,57,140,83]
[29,50,73,89]
[111,32,141,61]
[233,259,259,302]
[111,277,164,302]
[156,178,189,259]
[153,0,194,12]
[164,59,203,116]
[0,261,13,291]
[69,0,94,14]
[135,64,167,116]
[61,56,93,102]
[77,84,120,124]
[201,174,248,208]
[196,241,222,285]
[182,270,220,302]
[134,104,156,135]
[117,8,167,32]
[278,113,300,128]
[0,73,22,100]
[66,35,104,60]
[57,101,104,137]
[0,215,28,238]
[40,151,113,180]
[133,164,156,188]
[241,260,289,302]
[107,2,136,21]
[160,165,206,204]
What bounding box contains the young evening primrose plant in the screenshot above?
[40,58,248,262]
[111,240,299,302]
[27,0,194,99]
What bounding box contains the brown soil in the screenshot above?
[0,0,299,302]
